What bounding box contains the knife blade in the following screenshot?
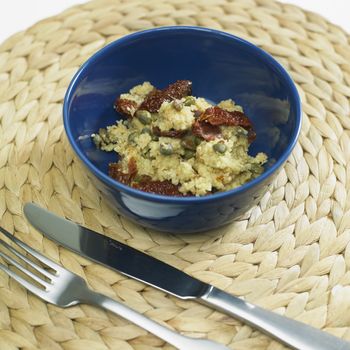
[24,202,350,350]
[24,203,209,299]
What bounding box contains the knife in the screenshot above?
[24,203,350,350]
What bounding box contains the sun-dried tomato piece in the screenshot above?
[109,157,137,185]
[127,157,137,178]
[247,129,256,143]
[139,80,192,113]
[114,98,138,118]
[197,106,255,142]
[109,163,130,184]
[232,111,252,129]
[192,120,221,141]
[133,176,189,196]
[152,126,187,138]
[109,160,190,196]
[138,89,163,113]
[163,80,192,100]
[199,106,252,128]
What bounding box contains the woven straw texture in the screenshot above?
[1,0,350,349]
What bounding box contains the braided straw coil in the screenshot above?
[1,0,350,349]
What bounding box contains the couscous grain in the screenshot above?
[93,80,267,196]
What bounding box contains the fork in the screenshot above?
[0,226,230,350]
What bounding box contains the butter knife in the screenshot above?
[24,203,350,350]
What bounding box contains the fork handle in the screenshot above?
[200,286,350,350]
[81,290,228,350]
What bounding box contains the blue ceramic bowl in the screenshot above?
[63,26,301,233]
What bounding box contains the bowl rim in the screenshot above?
[63,25,302,204]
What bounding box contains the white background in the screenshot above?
[0,0,349,44]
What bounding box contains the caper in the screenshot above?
[152,135,159,141]
[194,110,202,118]
[160,143,173,156]
[123,119,131,128]
[237,127,248,136]
[183,149,195,159]
[184,96,195,106]
[141,127,152,135]
[181,135,198,150]
[128,132,138,143]
[143,149,152,159]
[173,100,183,111]
[213,142,227,154]
[133,174,143,183]
[136,110,152,125]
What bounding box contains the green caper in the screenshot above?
[194,110,202,118]
[181,135,198,150]
[128,132,138,143]
[133,174,143,183]
[237,127,248,136]
[213,142,227,154]
[123,119,131,128]
[136,110,152,125]
[183,149,195,159]
[184,96,195,106]
[160,143,173,156]
[173,100,183,111]
[141,127,152,135]
[143,149,153,159]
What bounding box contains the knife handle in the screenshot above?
[200,286,350,350]
[81,289,230,350]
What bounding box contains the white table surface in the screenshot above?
[0,0,349,45]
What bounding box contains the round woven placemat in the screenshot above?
[1,0,350,349]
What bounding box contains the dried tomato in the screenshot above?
[139,80,192,113]
[137,89,162,113]
[109,157,137,184]
[247,129,256,143]
[192,120,221,141]
[163,80,192,100]
[127,157,137,178]
[152,126,187,138]
[197,106,255,142]
[199,106,252,129]
[132,176,189,196]
[114,98,138,118]
[109,161,189,196]
[109,163,130,184]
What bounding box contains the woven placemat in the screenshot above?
[1,0,350,349]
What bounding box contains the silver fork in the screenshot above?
[0,226,230,350]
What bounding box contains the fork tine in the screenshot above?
[0,226,62,273]
[0,250,50,289]
[0,262,48,297]
[0,238,55,280]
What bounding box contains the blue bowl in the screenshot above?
[63,26,301,233]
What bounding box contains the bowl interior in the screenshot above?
[65,27,300,180]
